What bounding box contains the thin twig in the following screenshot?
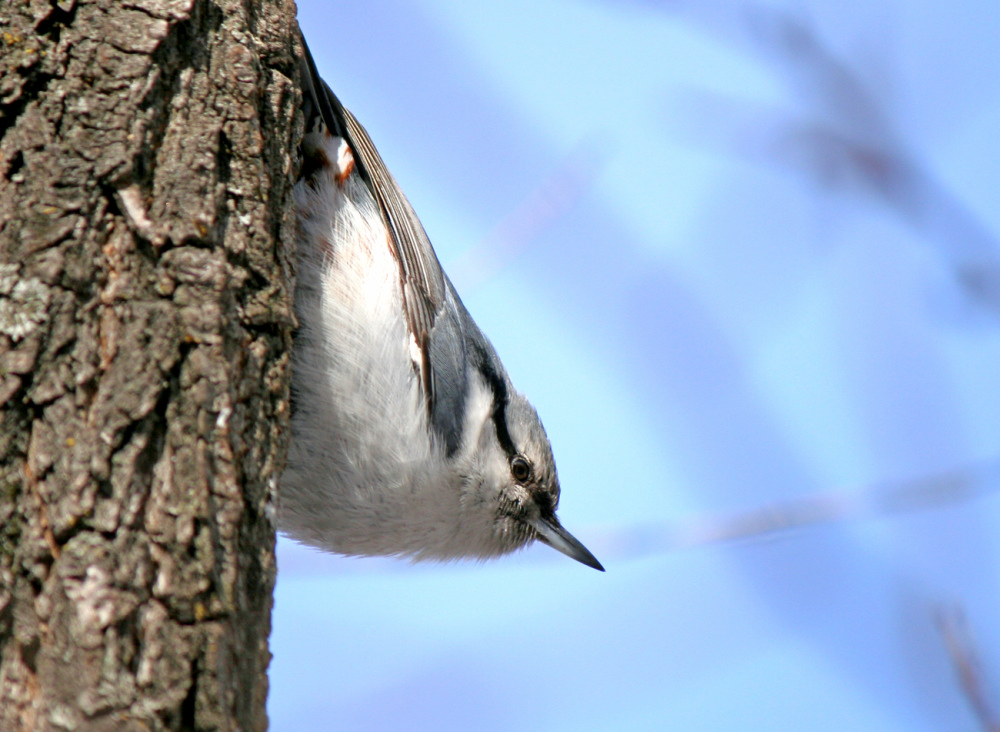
[446,139,605,292]
[595,457,1000,557]
[654,1,1000,313]
[936,604,1000,732]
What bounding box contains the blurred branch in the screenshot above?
[650,1,1000,313]
[596,457,1000,557]
[936,605,1000,732]
[446,138,605,291]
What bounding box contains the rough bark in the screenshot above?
[0,0,299,729]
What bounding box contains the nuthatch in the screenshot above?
[279,35,603,571]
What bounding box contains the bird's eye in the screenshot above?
[510,455,532,483]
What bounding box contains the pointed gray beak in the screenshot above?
[529,516,604,571]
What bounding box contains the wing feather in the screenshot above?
[299,34,459,440]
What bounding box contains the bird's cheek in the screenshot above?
[493,514,530,546]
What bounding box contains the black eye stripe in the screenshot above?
[470,339,518,459]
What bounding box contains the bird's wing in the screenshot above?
[299,34,469,453]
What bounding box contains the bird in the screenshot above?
[278,33,603,571]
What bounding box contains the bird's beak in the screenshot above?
[529,516,605,571]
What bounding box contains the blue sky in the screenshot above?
[270,1,1000,729]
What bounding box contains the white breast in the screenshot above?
[280,133,416,536]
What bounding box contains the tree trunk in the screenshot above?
[0,0,299,729]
